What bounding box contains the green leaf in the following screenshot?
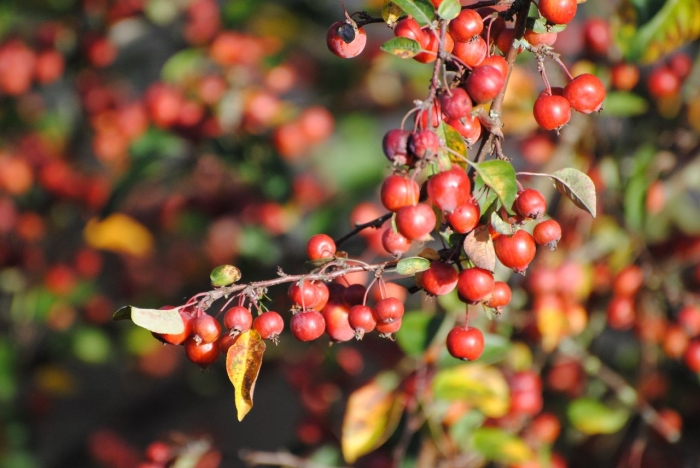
[549,168,597,218]
[471,427,534,464]
[210,264,241,286]
[380,37,422,59]
[391,0,435,26]
[161,48,207,84]
[437,0,461,20]
[489,212,513,236]
[603,91,649,117]
[396,257,431,275]
[113,306,185,334]
[622,0,700,63]
[526,16,567,33]
[437,121,468,162]
[472,160,517,213]
[395,311,442,357]
[568,398,630,435]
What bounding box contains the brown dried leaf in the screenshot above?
[463,225,496,272]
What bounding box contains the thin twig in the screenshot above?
[335,212,393,246]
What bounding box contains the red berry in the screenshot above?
[380,175,420,212]
[427,167,472,213]
[449,9,484,42]
[381,227,412,255]
[662,325,689,359]
[606,295,635,330]
[223,306,253,335]
[253,311,285,341]
[395,203,437,241]
[485,281,512,311]
[457,267,495,303]
[684,340,700,373]
[524,29,558,47]
[446,326,485,361]
[582,18,611,55]
[313,282,330,311]
[527,412,561,445]
[480,55,508,79]
[290,310,326,342]
[145,441,171,463]
[611,62,640,91]
[307,233,336,260]
[395,18,428,46]
[514,188,547,219]
[289,281,320,308]
[533,93,571,130]
[439,88,472,120]
[446,116,482,144]
[154,308,192,345]
[678,305,700,337]
[538,0,577,25]
[446,201,480,234]
[647,66,680,98]
[520,132,555,165]
[322,302,355,342]
[533,219,562,249]
[493,230,536,273]
[374,297,405,323]
[382,129,411,165]
[669,53,693,80]
[563,73,606,114]
[185,337,221,368]
[414,29,439,64]
[612,265,644,298]
[465,65,505,104]
[326,21,366,59]
[452,36,487,68]
[376,318,402,338]
[348,305,377,339]
[418,261,458,296]
[192,314,222,344]
[408,130,440,159]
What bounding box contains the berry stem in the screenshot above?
[335,212,392,246]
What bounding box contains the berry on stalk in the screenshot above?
[563,74,606,114]
[307,234,336,260]
[493,229,537,274]
[326,21,366,59]
[533,93,571,131]
[533,219,562,250]
[446,326,485,361]
[253,311,285,342]
[465,65,505,104]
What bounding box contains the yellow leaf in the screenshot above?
[226,330,266,421]
[342,373,405,464]
[432,363,510,418]
[382,0,403,26]
[84,213,154,257]
[536,303,568,352]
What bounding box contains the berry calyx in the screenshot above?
[192,314,223,344]
[446,326,485,361]
[374,297,405,323]
[348,305,377,339]
[326,21,366,59]
[533,219,562,250]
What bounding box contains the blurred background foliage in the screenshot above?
[0,0,699,467]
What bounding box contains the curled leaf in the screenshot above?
[463,225,496,272]
[396,256,431,275]
[380,37,421,59]
[550,168,597,218]
[342,373,405,463]
[226,330,266,421]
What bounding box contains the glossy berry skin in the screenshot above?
[155,308,192,345]
[452,36,487,68]
[185,338,221,368]
[326,21,367,59]
[253,311,285,341]
[306,234,336,260]
[485,281,512,310]
[446,201,480,234]
[289,281,320,308]
[408,130,440,159]
[465,65,505,104]
[418,261,458,296]
[380,175,420,212]
[427,167,472,213]
[223,306,253,335]
[647,66,681,98]
[538,0,577,25]
[395,18,428,46]
[381,227,411,255]
[515,188,547,219]
[494,230,536,273]
[395,203,437,241]
[457,267,495,303]
[193,314,222,344]
[524,30,558,47]
[376,318,402,337]
[348,305,377,339]
[533,219,562,249]
[449,9,484,42]
[446,116,481,144]
[439,88,472,120]
[563,74,606,114]
[382,129,411,165]
[375,297,405,323]
[290,310,326,342]
[446,326,485,361]
[533,93,571,130]
[313,282,330,311]
[322,302,355,342]
[480,55,508,79]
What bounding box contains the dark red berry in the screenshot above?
[193,314,222,344]
[290,310,326,342]
[446,326,485,361]
[185,337,221,368]
[465,65,505,104]
[457,267,495,303]
[348,304,377,339]
[382,129,411,165]
[439,88,472,120]
[223,306,253,335]
[253,311,285,342]
[408,130,440,159]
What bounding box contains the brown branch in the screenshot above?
[335,212,392,247]
[240,449,350,468]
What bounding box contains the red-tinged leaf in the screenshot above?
[113,306,185,334]
[463,225,496,272]
[342,372,405,463]
[226,329,266,421]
